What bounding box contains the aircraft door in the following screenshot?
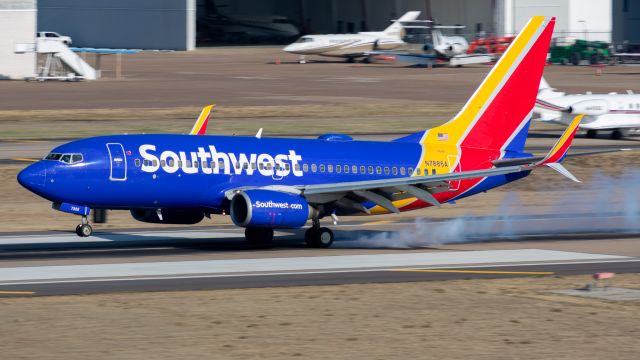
[106,143,127,181]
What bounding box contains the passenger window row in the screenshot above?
[133,159,440,177]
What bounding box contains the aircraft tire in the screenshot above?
[586,129,598,138]
[77,224,92,237]
[611,129,625,140]
[245,227,274,246]
[305,227,334,248]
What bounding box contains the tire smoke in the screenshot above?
[336,169,640,248]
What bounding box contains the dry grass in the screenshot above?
[0,274,638,359]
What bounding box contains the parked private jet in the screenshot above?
[535,77,640,139]
[20,16,613,248]
[283,11,421,62]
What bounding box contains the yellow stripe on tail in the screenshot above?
[190,104,215,135]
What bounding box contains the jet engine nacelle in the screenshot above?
[130,209,204,224]
[568,99,608,116]
[230,189,317,228]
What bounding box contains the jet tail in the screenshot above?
[421,16,555,153]
[382,11,421,38]
[190,104,215,135]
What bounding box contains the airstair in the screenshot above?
[36,38,97,80]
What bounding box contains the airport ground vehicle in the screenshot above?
[36,31,72,45]
[467,36,515,55]
[548,39,613,65]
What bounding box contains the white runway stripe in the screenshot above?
[0,249,628,283]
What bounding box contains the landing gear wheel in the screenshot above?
[305,227,334,248]
[245,227,274,246]
[611,129,625,140]
[586,129,598,138]
[76,224,92,237]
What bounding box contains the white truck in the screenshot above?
[36,32,72,46]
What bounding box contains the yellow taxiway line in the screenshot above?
[0,291,35,295]
[11,158,38,163]
[392,269,555,275]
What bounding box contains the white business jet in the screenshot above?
[535,77,640,139]
[283,11,421,62]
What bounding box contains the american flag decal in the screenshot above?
[437,133,449,141]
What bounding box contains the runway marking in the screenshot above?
[0,291,35,295]
[11,158,38,163]
[361,220,393,226]
[392,269,554,275]
[0,257,635,286]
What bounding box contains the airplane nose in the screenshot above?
[17,161,47,192]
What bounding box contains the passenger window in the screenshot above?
[152,160,158,167]
[178,161,183,167]
[328,164,333,173]
[432,168,437,175]
[135,159,141,167]
[384,167,390,175]
[336,165,341,173]
[415,168,421,176]
[210,161,216,169]
[160,160,166,167]
[235,162,240,169]
[266,163,272,170]
[368,166,373,174]
[193,161,199,168]
[400,167,406,175]
[312,164,317,172]
[360,165,366,174]
[294,164,300,172]
[285,163,290,171]
[219,160,225,169]
[251,163,257,170]
[343,165,348,174]
[185,161,191,168]
[392,167,398,175]
[243,163,249,170]
[168,159,175,167]
[320,164,326,173]
[408,167,414,175]
[376,166,382,175]
[303,164,309,172]
[353,165,358,174]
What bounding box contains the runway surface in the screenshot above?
[0,215,638,297]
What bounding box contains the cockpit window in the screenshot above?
[44,152,84,164]
[295,37,314,43]
[44,153,62,160]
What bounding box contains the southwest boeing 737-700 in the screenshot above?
[19,16,615,248]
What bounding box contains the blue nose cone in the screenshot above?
[17,161,47,193]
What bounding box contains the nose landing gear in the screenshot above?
[75,215,93,237]
[305,219,334,248]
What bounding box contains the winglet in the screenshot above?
[536,114,583,165]
[190,104,215,135]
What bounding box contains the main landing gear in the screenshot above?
[305,219,334,248]
[75,215,92,237]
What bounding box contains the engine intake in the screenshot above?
[568,99,608,116]
[230,189,316,228]
[130,209,204,224]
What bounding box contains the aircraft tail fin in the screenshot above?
[382,11,421,38]
[190,104,215,135]
[422,16,555,152]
